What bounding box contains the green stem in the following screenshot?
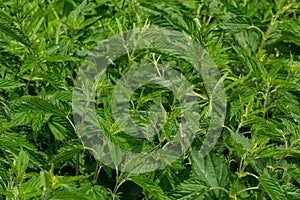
[236,186,259,195]
[93,162,102,184]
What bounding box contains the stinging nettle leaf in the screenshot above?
[0,79,25,90]
[259,175,285,200]
[23,97,67,117]
[129,176,166,200]
[287,166,300,184]
[191,151,229,198]
[169,178,207,200]
[0,18,30,46]
[15,150,30,178]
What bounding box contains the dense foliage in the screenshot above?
[0,0,299,199]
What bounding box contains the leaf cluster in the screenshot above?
[0,0,299,199]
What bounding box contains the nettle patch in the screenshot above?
[0,0,299,200]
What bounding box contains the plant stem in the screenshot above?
[93,162,102,184]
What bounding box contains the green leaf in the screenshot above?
[0,190,14,197]
[258,147,300,159]
[79,16,101,29]
[11,111,33,126]
[15,150,29,178]
[40,170,52,190]
[51,190,90,200]
[67,0,87,29]
[0,9,13,22]
[191,151,229,198]
[86,185,109,200]
[230,130,251,151]
[287,166,300,184]
[0,133,47,167]
[23,97,67,117]
[45,53,74,62]
[259,175,285,200]
[31,112,44,133]
[48,120,67,141]
[0,79,24,90]
[0,18,30,46]
[129,176,166,200]
[169,178,207,200]
[53,140,83,164]
[53,175,90,190]
[220,17,251,33]
[107,142,123,167]
[20,55,38,73]
[21,175,43,198]
[234,29,262,55]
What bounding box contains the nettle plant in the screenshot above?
[0,0,299,200]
